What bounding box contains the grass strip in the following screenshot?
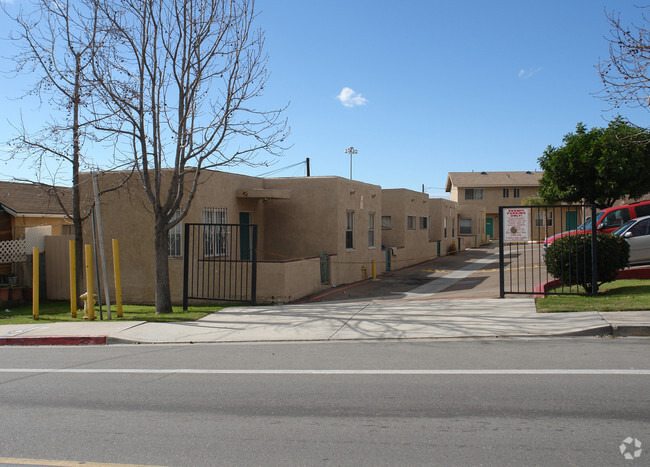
[536,279,650,312]
[0,301,223,324]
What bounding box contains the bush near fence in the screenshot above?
[544,233,630,293]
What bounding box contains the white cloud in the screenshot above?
[337,87,367,107]
[518,67,542,79]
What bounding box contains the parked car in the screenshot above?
[544,199,650,246]
[613,215,650,266]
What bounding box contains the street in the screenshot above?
[0,339,648,466]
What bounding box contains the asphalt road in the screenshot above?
[0,339,648,466]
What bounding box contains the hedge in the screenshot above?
[544,233,630,293]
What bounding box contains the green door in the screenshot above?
[239,212,252,260]
[486,217,494,239]
[565,211,578,230]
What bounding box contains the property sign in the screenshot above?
[503,208,529,242]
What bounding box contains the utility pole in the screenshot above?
[92,171,112,320]
[344,146,358,180]
[306,157,310,177]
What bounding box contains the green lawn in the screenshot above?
[0,301,222,324]
[536,279,650,312]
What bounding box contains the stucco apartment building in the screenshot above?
[79,170,389,304]
[446,171,543,239]
[72,170,486,305]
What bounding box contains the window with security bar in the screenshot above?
[203,207,228,256]
[168,211,183,257]
[346,211,354,249]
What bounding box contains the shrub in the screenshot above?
[447,241,457,254]
[544,233,629,293]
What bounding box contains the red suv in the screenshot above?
[544,199,650,245]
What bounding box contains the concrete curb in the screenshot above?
[0,336,107,346]
[2,326,649,346]
[611,325,650,337]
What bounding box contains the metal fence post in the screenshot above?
[590,204,598,295]
[182,223,190,311]
[499,207,505,298]
[251,225,257,306]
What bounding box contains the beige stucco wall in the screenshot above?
[428,198,459,255]
[381,189,437,269]
[257,257,323,303]
[454,186,539,214]
[264,177,385,287]
[458,205,487,248]
[78,171,388,305]
[451,186,539,239]
[79,169,271,304]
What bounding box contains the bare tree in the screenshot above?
[3,0,105,306]
[92,0,287,313]
[598,7,650,117]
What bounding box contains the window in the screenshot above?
[168,211,183,257]
[464,188,484,200]
[203,207,228,256]
[452,218,455,237]
[381,215,392,230]
[535,210,544,227]
[368,212,375,248]
[444,218,448,239]
[634,203,650,217]
[407,216,416,230]
[503,188,510,198]
[459,218,472,235]
[420,217,428,229]
[601,208,631,229]
[514,188,520,198]
[630,219,650,236]
[546,211,553,227]
[346,211,354,249]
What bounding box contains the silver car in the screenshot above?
[613,215,650,266]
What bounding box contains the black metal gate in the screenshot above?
[499,204,599,297]
[182,223,257,309]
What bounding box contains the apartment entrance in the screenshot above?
[486,217,494,239]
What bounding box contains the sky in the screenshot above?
[0,0,648,198]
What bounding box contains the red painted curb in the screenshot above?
[0,336,107,346]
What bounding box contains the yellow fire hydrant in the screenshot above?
[79,292,97,320]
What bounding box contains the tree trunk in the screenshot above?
[72,55,84,310]
[154,221,173,314]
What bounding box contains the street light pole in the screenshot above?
[344,146,358,180]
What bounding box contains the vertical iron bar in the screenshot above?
[182,223,190,310]
[499,207,505,298]
[235,225,240,300]
[251,225,257,305]
[590,205,598,295]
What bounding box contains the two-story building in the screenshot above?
[446,171,543,239]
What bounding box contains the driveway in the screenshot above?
[299,242,502,303]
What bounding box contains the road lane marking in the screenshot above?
[0,457,160,467]
[0,369,649,375]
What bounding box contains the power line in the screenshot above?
[257,161,306,177]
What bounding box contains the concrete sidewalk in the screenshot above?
[1,298,648,345]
